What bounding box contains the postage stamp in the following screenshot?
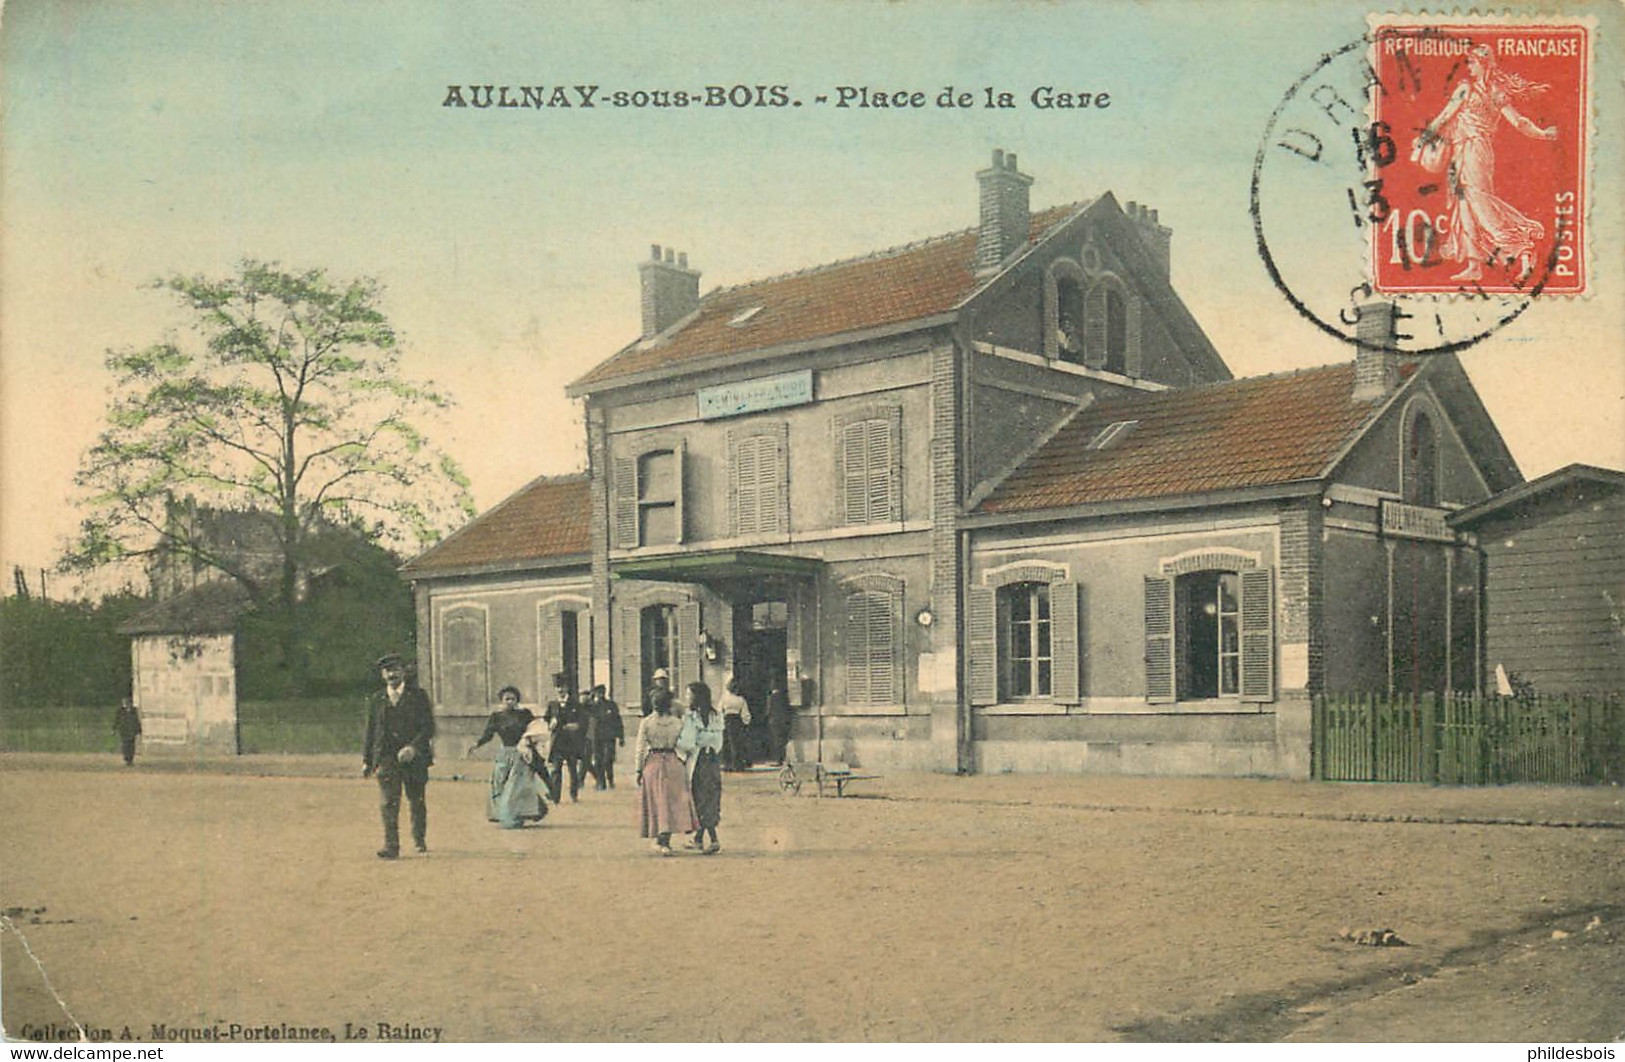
[1250,15,1595,356]
[1368,18,1592,295]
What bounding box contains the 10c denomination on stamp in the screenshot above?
[1369,18,1591,295]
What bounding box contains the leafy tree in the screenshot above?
[66,262,473,683]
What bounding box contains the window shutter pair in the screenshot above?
[843,590,899,705]
[835,408,900,525]
[727,426,787,536]
[966,581,1082,705]
[1142,569,1275,703]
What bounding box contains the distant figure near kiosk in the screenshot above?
[363,653,435,859]
[113,697,142,766]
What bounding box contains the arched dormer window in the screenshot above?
[1104,288,1128,374]
[1044,258,1088,364]
[1403,407,1440,507]
[1085,273,1140,377]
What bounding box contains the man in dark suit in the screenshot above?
[363,653,435,859]
[542,672,585,803]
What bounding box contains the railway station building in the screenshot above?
[405,150,1523,777]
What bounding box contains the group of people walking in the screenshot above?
[466,674,625,829]
[634,674,726,855]
[362,653,787,860]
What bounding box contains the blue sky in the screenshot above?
[3,0,1620,587]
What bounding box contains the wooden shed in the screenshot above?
[1451,464,1625,696]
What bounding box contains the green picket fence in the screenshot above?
[1313,691,1624,785]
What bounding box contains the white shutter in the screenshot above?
[676,600,701,690]
[1144,576,1175,704]
[619,605,642,709]
[539,604,562,694]
[841,422,867,524]
[967,585,998,706]
[612,457,638,548]
[1051,581,1082,703]
[1240,568,1276,702]
[672,441,687,544]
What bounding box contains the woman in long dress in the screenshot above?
[677,681,726,854]
[467,686,547,828]
[634,687,696,856]
[1412,44,1558,282]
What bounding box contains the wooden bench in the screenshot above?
[778,761,880,797]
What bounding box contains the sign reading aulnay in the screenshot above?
[697,369,814,419]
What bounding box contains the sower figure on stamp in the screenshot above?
[113,696,141,767]
[363,653,435,859]
[543,672,586,803]
[583,684,624,790]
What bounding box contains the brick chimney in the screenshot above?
[1351,301,1401,401]
[1123,200,1172,278]
[639,245,700,338]
[974,149,1035,275]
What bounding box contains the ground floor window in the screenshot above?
[640,604,675,694]
[441,605,489,708]
[998,581,1052,699]
[1145,566,1273,704]
[1178,571,1241,699]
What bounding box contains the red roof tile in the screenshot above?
[573,203,1087,389]
[977,363,1386,514]
[403,474,590,576]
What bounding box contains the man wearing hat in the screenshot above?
[362,653,435,859]
[644,667,674,718]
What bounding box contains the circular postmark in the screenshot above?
[1252,20,1588,355]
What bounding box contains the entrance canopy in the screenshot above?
[612,549,822,585]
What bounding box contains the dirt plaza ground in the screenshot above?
[1,753,1622,1043]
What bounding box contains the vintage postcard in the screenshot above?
[2,0,1621,1048]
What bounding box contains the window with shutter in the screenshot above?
[998,582,1052,699]
[843,590,896,705]
[834,407,901,526]
[441,606,489,708]
[1149,566,1275,704]
[640,604,675,694]
[728,425,787,536]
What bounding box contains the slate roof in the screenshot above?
[402,474,590,577]
[977,362,1394,515]
[571,202,1088,391]
[119,579,254,636]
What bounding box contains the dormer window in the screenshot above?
[1086,420,1139,450]
[1055,279,1085,364]
[1104,288,1128,374]
[1403,407,1439,506]
[728,306,765,327]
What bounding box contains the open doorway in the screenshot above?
[732,601,788,764]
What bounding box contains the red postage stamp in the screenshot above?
[1368,18,1591,295]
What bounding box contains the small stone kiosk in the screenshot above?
[119,581,248,754]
